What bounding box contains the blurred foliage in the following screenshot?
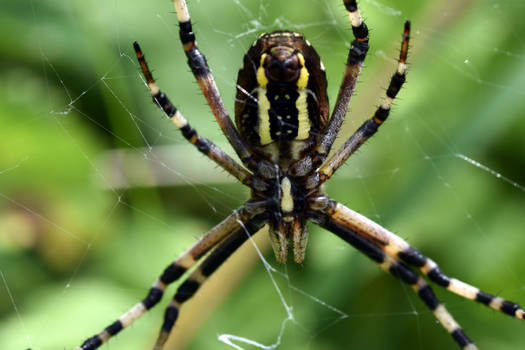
[0,0,524,350]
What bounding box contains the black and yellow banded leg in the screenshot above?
[384,259,478,350]
[133,42,256,188]
[401,247,525,321]
[313,0,370,167]
[317,20,410,184]
[152,218,267,350]
[318,199,525,322]
[76,209,256,350]
[315,211,478,350]
[172,0,256,171]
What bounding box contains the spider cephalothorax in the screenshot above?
[252,170,310,264]
[77,1,525,349]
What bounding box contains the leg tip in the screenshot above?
[78,335,102,350]
[344,0,358,12]
[403,21,411,40]
[517,309,525,320]
[133,41,142,55]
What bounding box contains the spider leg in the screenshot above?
[152,218,267,350]
[317,21,410,184]
[311,208,478,350]
[76,208,260,350]
[313,0,370,167]
[172,0,257,171]
[133,42,254,187]
[310,197,525,316]
[316,198,525,320]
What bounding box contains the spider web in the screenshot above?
[1,0,525,349]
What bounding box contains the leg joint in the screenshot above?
[418,284,440,310]
[162,305,179,332]
[427,267,451,287]
[160,263,187,284]
[398,247,427,267]
[105,320,123,336]
[179,21,195,45]
[143,287,164,309]
[389,262,419,285]
[174,279,200,303]
[80,336,102,350]
[186,48,210,77]
[451,328,473,347]
[348,40,369,65]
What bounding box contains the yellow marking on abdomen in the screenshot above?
[295,53,311,140]
[257,54,268,87]
[257,86,272,145]
[295,89,310,140]
[296,53,309,89]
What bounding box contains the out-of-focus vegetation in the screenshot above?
[1,1,524,349]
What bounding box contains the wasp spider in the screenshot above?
[76,0,524,349]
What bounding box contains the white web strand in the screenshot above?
[0,193,88,244]
[0,157,30,175]
[217,219,294,350]
[455,153,525,192]
[218,219,350,350]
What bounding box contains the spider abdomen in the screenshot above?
[235,31,330,165]
[258,82,307,143]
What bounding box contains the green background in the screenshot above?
[1,0,524,349]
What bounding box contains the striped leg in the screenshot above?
[315,210,477,349]
[172,0,256,170]
[314,198,525,320]
[152,218,267,349]
[133,42,255,187]
[312,0,370,167]
[76,209,255,350]
[317,21,410,184]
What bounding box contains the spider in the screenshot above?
[76,0,524,349]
